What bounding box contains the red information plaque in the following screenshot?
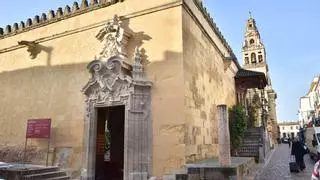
[26,119,51,138]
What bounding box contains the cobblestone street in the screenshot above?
[255,144,315,180]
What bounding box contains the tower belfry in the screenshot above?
[242,13,267,70]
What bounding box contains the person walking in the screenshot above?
[288,137,291,148]
[291,137,307,171]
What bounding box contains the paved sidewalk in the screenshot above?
[255,144,315,180]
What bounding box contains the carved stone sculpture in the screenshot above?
[96,15,130,59]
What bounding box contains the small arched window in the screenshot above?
[258,55,263,62]
[251,53,256,63]
[250,39,255,45]
[245,57,249,64]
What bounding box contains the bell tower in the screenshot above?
[242,12,268,76]
[241,12,278,145]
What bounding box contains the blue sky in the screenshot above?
[1,1,319,121]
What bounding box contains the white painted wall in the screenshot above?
[279,123,300,138]
[299,97,312,127]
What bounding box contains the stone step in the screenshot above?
[243,139,260,143]
[245,132,260,136]
[244,133,260,136]
[237,147,259,154]
[244,139,260,142]
[244,138,260,141]
[238,145,260,149]
[243,138,260,141]
[237,146,259,152]
[237,150,259,154]
[45,175,70,180]
[245,134,260,136]
[22,167,60,175]
[246,131,260,134]
[237,152,259,157]
[23,171,67,180]
[243,139,261,143]
[242,143,261,146]
[247,128,260,133]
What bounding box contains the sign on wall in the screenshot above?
[24,118,52,166]
[26,119,51,138]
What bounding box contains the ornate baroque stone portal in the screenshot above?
[81,15,153,180]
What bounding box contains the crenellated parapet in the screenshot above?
[0,0,125,39]
[193,0,237,62]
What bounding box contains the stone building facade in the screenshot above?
[0,0,242,179]
[241,15,278,145]
[278,121,300,139]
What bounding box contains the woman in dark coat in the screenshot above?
[291,138,307,171]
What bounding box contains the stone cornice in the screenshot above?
[0,0,125,40]
[243,63,268,69]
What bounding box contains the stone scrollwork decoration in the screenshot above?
[82,55,133,104]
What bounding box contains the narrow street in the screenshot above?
[255,144,315,180]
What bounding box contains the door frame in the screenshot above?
[81,55,152,180]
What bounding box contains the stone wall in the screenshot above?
[182,4,238,163]
[0,0,184,176]
[0,0,240,177]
